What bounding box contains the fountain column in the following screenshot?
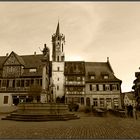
[40,44,50,103]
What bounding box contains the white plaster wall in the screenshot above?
[52,62,64,98]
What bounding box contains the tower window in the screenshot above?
[57,67,60,71]
[90,84,92,91]
[57,56,59,61]
[58,78,59,81]
[57,85,59,90]
[62,44,63,52]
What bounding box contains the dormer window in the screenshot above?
[88,72,95,80]
[29,68,37,72]
[103,75,109,79]
[90,75,95,80]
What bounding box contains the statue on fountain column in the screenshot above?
[42,44,50,61]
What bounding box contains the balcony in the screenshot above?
[0,87,30,92]
[66,91,85,95]
[65,81,85,86]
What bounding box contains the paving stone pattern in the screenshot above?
[0,113,140,139]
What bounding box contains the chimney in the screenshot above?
[107,57,109,62]
[34,52,36,56]
[44,44,47,48]
[6,53,8,57]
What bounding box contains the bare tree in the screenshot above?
[28,84,42,103]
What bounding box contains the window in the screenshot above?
[62,44,63,52]
[113,98,119,108]
[25,80,30,87]
[21,80,24,87]
[99,84,103,91]
[9,80,13,88]
[61,56,64,61]
[90,76,95,80]
[6,80,9,87]
[112,84,117,91]
[90,84,92,91]
[105,84,110,91]
[57,85,59,90]
[29,69,36,72]
[2,80,7,87]
[92,85,96,91]
[57,56,59,61]
[3,96,8,104]
[58,78,59,81]
[104,75,109,79]
[89,84,96,91]
[16,80,20,87]
[100,98,104,107]
[93,98,98,107]
[12,80,15,88]
[57,67,60,71]
[77,77,81,81]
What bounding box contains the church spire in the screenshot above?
[56,21,60,36]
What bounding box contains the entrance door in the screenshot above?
[86,97,90,106]
[12,96,19,105]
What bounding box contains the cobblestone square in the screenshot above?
[0,112,140,139]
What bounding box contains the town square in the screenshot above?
[0,2,140,139]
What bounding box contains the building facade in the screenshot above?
[84,61,122,109]
[0,22,122,109]
[0,51,45,106]
[123,91,136,107]
[64,61,85,105]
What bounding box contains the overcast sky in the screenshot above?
[0,2,139,92]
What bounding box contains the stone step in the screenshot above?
[1,113,80,121]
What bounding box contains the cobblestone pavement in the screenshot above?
[0,113,140,139]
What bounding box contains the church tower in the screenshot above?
[52,22,65,100]
[52,22,65,62]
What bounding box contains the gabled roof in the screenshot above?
[64,61,85,75]
[124,92,135,100]
[85,62,121,83]
[0,56,7,69]
[0,52,45,77]
[2,51,25,66]
[14,52,25,65]
[21,54,43,68]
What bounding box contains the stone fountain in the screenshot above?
[2,44,79,121]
